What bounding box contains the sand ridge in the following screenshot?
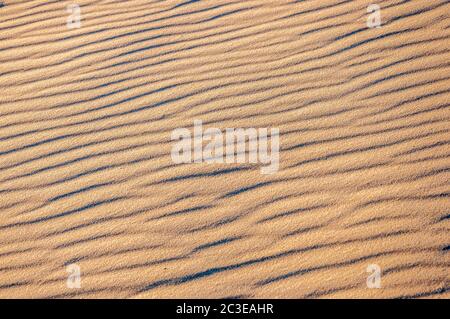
[0,0,449,298]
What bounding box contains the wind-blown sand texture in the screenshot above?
[0,0,449,299]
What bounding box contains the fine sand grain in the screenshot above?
[0,0,449,298]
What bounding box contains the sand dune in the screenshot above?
[0,0,448,298]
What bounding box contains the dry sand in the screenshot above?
[0,0,448,298]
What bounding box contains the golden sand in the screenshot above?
[0,0,448,298]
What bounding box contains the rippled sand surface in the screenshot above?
[0,0,449,298]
